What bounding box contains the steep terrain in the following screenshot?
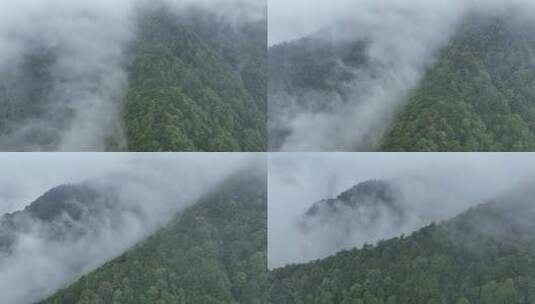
[382,15,535,151]
[270,186,535,304]
[0,2,267,152]
[125,4,267,152]
[39,170,268,304]
[270,11,535,152]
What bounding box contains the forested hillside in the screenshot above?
[125,4,267,152]
[382,15,535,151]
[270,186,535,304]
[0,183,121,254]
[39,170,268,304]
[0,2,266,152]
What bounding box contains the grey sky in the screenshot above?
[268,0,535,46]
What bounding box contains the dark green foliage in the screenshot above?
[382,16,535,151]
[269,189,535,304]
[125,6,266,152]
[40,172,268,304]
[0,4,266,152]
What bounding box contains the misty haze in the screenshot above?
[269,153,535,303]
[0,0,267,152]
[5,0,535,303]
[0,153,267,304]
[269,0,535,151]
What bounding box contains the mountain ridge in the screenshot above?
[38,169,268,304]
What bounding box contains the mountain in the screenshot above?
[268,29,369,150]
[269,11,535,152]
[382,14,535,151]
[269,186,535,304]
[38,170,268,303]
[0,2,266,152]
[125,4,267,152]
[0,183,122,255]
[269,30,366,95]
[301,180,406,233]
[291,179,438,265]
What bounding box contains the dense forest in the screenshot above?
[0,2,266,152]
[270,186,535,303]
[125,4,267,152]
[382,15,535,151]
[0,48,78,151]
[39,170,268,304]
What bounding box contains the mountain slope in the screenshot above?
[270,187,535,304]
[125,5,267,152]
[39,170,268,304]
[0,3,266,152]
[382,15,535,151]
[0,49,78,151]
[268,31,369,150]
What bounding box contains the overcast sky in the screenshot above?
[268,0,535,46]
[268,0,354,45]
[268,153,535,268]
[0,153,258,215]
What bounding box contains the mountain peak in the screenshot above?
[305,179,401,217]
[23,183,101,222]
